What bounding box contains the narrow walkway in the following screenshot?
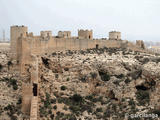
[30,96,38,120]
[30,55,39,120]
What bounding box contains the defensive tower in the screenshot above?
[10,25,28,59]
[109,31,121,40]
[78,29,93,39]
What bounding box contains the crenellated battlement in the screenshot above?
[10,25,146,75]
[109,31,121,40]
[78,29,93,39]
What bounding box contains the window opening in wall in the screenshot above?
[96,44,99,49]
[33,83,38,96]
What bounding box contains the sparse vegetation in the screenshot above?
[136,90,150,105]
[96,107,103,112]
[113,80,120,85]
[55,74,59,79]
[71,94,83,103]
[79,75,87,82]
[125,78,131,84]
[53,105,57,110]
[4,104,20,120]
[1,43,160,119]
[50,99,56,104]
[99,71,110,81]
[66,77,70,81]
[61,85,67,91]
[149,109,160,116]
[0,77,18,90]
[116,74,124,79]
[44,92,51,108]
[64,67,69,71]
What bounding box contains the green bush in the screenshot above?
[85,95,94,101]
[66,78,70,81]
[4,104,19,120]
[61,86,67,91]
[70,94,83,103]
[64,67,69,71]
[51,99,56,104]
[56,111,64,119]
[79,75,87,82]
[136,90,150,105]
[113,80,120,85]
[2,78,18,90]
[53,105,57,110]
[44,93,51,108]
[103,109,111,118]
[58,97,65,103]
[13,85,18,90]
[96,107,103,112]
[69,105,82,115]
[116,74,124,79]
[40,106,47,117]
[128,99,135,106]
[125,78,131,84]
[55,74,59,79]
[99,71,110,81]
[112,104,117,111]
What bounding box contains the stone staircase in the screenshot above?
[30,96,38,120]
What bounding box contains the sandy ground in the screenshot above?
[0,43,10,50]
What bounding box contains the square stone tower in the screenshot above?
[40,31,52,38]
[109,31,121,40]
[58,31,71,38]
[10,25,28,59]
[136,40,145,49]
[78,29,93,39]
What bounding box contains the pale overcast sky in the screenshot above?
[0,0,159,41]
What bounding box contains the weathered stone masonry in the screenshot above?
[10,25,146,119]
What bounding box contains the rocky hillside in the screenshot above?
[0,47,160,120]
[38,47,160,120]
[0,50,28,120]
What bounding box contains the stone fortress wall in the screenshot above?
[11,25,131,73]
[10,25,146,119]
[9,25,147,74]
[10,25,146,66]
